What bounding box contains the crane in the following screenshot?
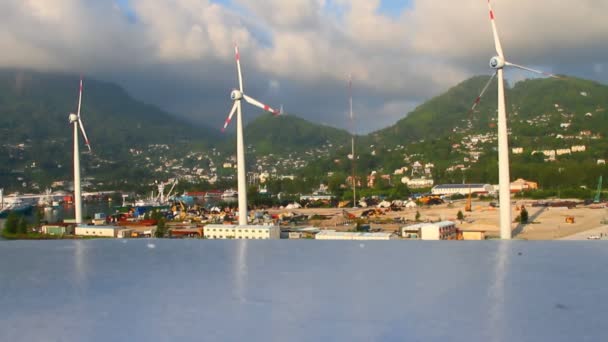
[594,176,603,204]
[464,186,472,212]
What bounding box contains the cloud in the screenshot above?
[0,0,606,133]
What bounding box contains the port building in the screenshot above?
[509,178,538,192]
[401,221,458,240]
[314,231,394,240]
[41,225,74,235]
[75,225,122,238]
[460,229,487,240]
[203,224,280,239]
[431,184,493,196]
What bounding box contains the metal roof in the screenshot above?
[75,225,119,230]
[402,221,456,230]
[0,240,606,341]
[433,184,489,189]
[204,224,276,230]
[316,231,393,238]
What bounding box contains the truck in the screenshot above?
[117,229,134,239]
[169,227,203,238]
[129,229,154,238]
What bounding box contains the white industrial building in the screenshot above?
[401,221,458,240]
[431,184,493,196]
[407,178,435,189]
[204,224,280,239]
[315,231,394,240]
[75,225,121,238]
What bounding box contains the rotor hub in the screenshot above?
[230,90,243,101]
[69,113,78,123]
[489,56,505,69]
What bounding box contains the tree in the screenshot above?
[520,207,529,224]
[150,210,163,221]
[389,182,410,200]
[35,209,43,228]
[457,210,464,221]
[17,217,28,235]
[3,212,19,234]
[155,218,166,238]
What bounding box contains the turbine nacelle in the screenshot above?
[231,90,243,101]
[490,56,505,69]
[69,113,78,123]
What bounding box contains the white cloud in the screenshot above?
[0,0,606,132]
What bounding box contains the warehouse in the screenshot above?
[41,225,74,235]
[431,184,493,196]
[204,224,280,240]
[401,221,458,240]
[460,229,487,240]
[315,231,394,240]
[75,225,121,238]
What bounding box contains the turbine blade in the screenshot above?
[505,62,562,79]
[78,117,92,151]
[235,44,244,92]
[243,94,280,115]
[471,73,497,111]
[77,77,83,117]
[487,0,505,58]
[222,102,239,132]
[349,74,353,120]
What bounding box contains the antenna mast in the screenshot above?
[349,75,356,208]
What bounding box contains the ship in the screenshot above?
[221,189,238,198]
[0,199,34,218]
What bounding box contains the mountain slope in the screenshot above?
[241,113,352,155]
[369,75,608,147]
[354,75,608,189]
[0,69,221,188]
[0,69,220,147]
[367,76,498,146]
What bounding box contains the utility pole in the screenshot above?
[558,167,563,199]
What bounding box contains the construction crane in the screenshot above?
[594,176,603,203]
[465,186,472,212]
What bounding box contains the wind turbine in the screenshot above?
[222,44,280,226]
[69,77,91,225]
[348,74,357,208]
[475,0,560,239]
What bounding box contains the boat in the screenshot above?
[221,189,238,198]
[204,190,223,199]
[0,199,34,218]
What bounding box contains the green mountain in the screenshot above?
[2,68,608,194]
[368,75,499,145]
[242,113,351,155]
[0,69,220,189]
[357,75,608,190]
[369,75,608,147]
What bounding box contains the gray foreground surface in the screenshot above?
[0,240,606,341]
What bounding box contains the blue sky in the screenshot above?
[115,0,414,21]
[377,0,413,18]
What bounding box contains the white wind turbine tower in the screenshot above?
[69,77,91,225]
[476,0,560,239]
[222,44,281,226]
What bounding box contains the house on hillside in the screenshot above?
[510,179,538,192]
